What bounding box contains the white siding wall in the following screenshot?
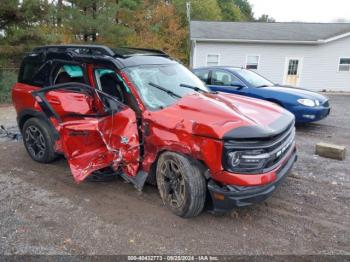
[193,36,350,91]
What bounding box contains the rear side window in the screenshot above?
[194,69,210,84]
[211,70,235,86]
[19,61,50,87]
[53,64,86,85]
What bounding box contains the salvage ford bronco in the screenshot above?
[12,45,297,217]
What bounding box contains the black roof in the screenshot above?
[28,45,174,69]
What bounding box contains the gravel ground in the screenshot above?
[0,95,349,255]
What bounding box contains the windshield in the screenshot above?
[237,69,274,88]
[123,63,208,110]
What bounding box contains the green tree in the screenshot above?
[0,0,50,40]
[190,0,222,20]
[257,14,275,23]
[172,0,222,24]
[217,0,242,21]
[233,0,254,21]
[61,0,140,45]
[127,0,187,61]
[0,1,21,29]
[0,0,54,61]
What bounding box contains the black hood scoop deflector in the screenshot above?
[223,113,295,140]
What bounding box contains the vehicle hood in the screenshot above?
[151,92,295,140]
[262,85,328,102]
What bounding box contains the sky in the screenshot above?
[249,0,350,22]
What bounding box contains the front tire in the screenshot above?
[22,118,58,163]
[156,152,206,218]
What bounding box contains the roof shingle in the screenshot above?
[190,21,350,42]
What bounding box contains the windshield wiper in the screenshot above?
[255,84,270,88]
[179,83,208,93]
[148,82,181,98]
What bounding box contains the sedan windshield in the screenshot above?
[237,69,274,88]
[123,63,208,110]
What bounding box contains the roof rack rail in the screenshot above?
[124,47,168,56]
[32,45,115,56]
[114,47,169,58]
[30,45,169,59]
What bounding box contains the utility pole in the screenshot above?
[186,1,191,23]
[186,1,193,68]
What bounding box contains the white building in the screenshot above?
[190,21,350,91]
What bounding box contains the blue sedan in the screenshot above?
[193,67,331,123]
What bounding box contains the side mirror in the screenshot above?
[231,81,245,90]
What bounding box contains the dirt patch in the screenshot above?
[0,95,349,255]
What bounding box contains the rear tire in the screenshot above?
[156,152,206,218]
[22,118,58,163]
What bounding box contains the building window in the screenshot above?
[246,55,259,70]
[288,59,299,75]
[207,54,219,66]
[339,58,350,72]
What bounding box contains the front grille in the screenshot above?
[223,123,296,174]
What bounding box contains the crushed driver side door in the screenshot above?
[32,83,140,183]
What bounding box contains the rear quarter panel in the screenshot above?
[12,83,40,116]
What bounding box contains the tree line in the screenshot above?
[0,0,274,67]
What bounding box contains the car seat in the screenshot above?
[222,75,230,86]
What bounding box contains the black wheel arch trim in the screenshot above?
[17,109,60,140]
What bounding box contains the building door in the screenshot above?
[284,58,303,86]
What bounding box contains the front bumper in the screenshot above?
[293,106,331,123]
[208,149,297,213]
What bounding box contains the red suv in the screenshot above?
[12,45,297,217]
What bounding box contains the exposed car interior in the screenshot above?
[94,68,141,115]
[96,71,125,103]
[54,65,85,85]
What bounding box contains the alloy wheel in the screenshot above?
[158,159,186,208]
[25,125,46,159]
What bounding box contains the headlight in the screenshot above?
[227,151,241,167]
[297,99,320,107]
[227,150,269,171]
